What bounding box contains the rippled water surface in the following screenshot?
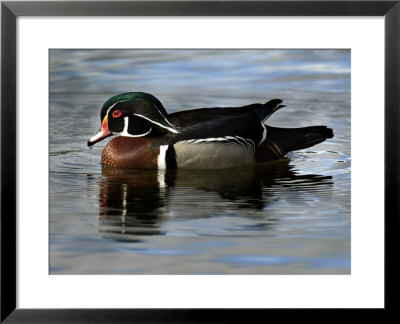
[50,49,350,274]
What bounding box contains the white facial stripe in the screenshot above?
[106,99,131,117]
[151,103,176,128]
[157,145,169,169]
[117,117,152,137]
[134,114,179,134]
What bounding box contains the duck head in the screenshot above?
[88,92,178,146]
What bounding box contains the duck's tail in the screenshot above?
[255,125,334,162]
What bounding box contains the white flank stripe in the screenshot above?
[157,145,169,169]
[247,139,256,151]
[179,139,195,144]
[193,137,228,144]
[224,136,243,147]
[178,137,256,151]
[225,136,238,141]
[235,136,249,149]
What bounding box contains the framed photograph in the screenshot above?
[1,0,398,322]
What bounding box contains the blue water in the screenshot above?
[49,49,350,274]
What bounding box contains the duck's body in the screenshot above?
[88,92,333,169]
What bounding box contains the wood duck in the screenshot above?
[88,92,333,169]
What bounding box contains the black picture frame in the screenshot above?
[1,1,399,322]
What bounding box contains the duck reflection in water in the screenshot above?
[98,159,333,242]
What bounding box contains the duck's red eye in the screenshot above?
[112,110,122,118]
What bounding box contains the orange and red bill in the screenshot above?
[87,116,112,146]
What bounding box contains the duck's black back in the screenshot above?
[168,99,283,128]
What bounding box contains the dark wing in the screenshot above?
[168,99,284,129]
[174,110,267,149]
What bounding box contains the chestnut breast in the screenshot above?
[102,136,159,169]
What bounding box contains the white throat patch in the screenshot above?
[117,116,152,137]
